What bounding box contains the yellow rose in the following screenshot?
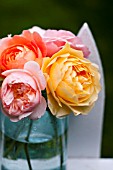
[42,44,101,118]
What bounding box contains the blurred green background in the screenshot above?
[0,0,113,158]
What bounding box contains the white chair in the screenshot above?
[68,23,105,158]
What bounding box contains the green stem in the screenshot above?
[3,118,33,170]
[4,140,16,157]
[25,120,33,142]
[4,121,25,157]
[46,108,59,153]
[24,143,32,170]
[14,143,23,159]
[60,136,64,169]
[24,120,33,170]
[48,108,64,168]
[60,118,67,169]
[49,112,68,169]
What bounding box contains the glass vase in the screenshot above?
[0,108,68,170]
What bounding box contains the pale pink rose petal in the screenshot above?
[21,90,40,113]
[2,71,37,91]
[19,112,32,120]
[71,36,90,57]
[1,106,19,122]
[2,89,14,105]
[24,61,46,90]
[58,30,75,37]
[43,30,74,38]
[53,40,66,47]
[10,117,20,122]
[44,30,58,37]
[1,68,29,77]
[29,26,45,36]
[10,113,32,122]
[9,103,21,116]
[44,29,90,58]
[45,42,59,56]
[30,90,41,106]
[29,96,47,120]
[26,92,39,105]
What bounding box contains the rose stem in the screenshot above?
[4,121,25,157]
[24,120,33,170]
[24,143,32,170]
[60,127,64,169]
[25,120,33,142]
[49,112,65,169]
[60,118,68,169]
[48,108,59,163]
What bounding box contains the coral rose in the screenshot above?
[0,61,47,122]
[29,26,90,58]
[0,30,47,76]
[42,44,101,118]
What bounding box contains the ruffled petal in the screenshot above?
[48,93,71,118]
[29,96,47,119]
[24,61,46,90]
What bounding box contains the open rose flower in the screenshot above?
[0,61,47,122]
[29,26,90,57]
[42,43,101,118]
[0,30,47,77]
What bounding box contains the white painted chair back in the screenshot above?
[68,23,105,158]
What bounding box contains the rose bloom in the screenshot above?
[1,61,47,122]
[42,44,101,117]
[29,26,90,58]
[0,30,47,76]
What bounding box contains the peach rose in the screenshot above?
[0,30,47,76]
[29,26,90,57]
[1,61,47,122]
[42,44,101,117]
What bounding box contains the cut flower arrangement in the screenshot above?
[0,24,101,170]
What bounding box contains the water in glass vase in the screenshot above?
[0,109,68,170]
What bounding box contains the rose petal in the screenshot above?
[33,32,47,57]
[29,96,47,120]
[29,26,45,36]
[24,61,46,90]
[2,71,37,91]
[45,42,59,56]
[0,37,12,56]
[19,112,32,120]
[3,89,14,105]
[48,93,71,118]
[56,81,78,103]
[2,68,30,77]
[10,117,20,122]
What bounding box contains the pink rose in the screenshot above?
[0,61,47,122]
[29,26,90,57]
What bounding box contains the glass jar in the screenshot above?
[0,108,68,170]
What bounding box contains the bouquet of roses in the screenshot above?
[0,23,102,170]
[0,25,101,122]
